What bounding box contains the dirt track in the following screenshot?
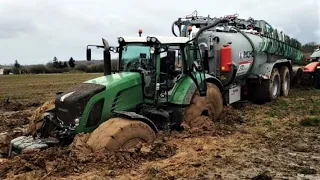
[0,87,320,179]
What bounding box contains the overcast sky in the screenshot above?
[0,0,319,65]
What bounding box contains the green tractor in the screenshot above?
[9,31,225,155]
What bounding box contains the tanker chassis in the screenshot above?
[172,12,310,103]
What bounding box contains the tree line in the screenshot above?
[3,56,118,75]
[2,42,319,75]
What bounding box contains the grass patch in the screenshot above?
[263,120,272,126]
[0,73,102,104]
[264,89,320,118]
[146,167,159,179]
[300,116,320,127]
[265,109,286,118]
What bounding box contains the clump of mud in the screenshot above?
[0,133,177,179]
[172,107,244,139]
[217,106,244,125]
[0,129,27,156]
[0,111,31,131]
[0,111,31,156]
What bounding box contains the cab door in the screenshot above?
[184,44,207,96]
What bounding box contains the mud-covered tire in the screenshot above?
[291,68,303,86]
[28,99,55,135]
[86,118,156,151]
[183,83,223,125]
[279,66,290,97]
[252,68,281,103]
[301,72,315,87]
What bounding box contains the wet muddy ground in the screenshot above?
[0,88,319,180]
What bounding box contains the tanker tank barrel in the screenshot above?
[173,11,304,63]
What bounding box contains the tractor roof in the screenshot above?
[118,36,191,44]
[311,48,320,58]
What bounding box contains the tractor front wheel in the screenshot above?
[86,118,156,151]
[183,83,223,126]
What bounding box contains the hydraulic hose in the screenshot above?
[223,63,238,88]
[172,20,179,37]
[193,18,229,40]
[232,27,256,78]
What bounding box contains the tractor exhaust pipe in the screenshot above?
[102,38,111,75]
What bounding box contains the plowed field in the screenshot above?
[0,73,319,180]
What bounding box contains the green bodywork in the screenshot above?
[74,72,143,133]
[74,71,215,133]
[168,72,215,105]
[71,39,218,134]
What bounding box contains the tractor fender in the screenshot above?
[170,74,224,105]
[205,77,224,92]
[256,59,292,79]
[303,62,320,73]
[112,111,158,133]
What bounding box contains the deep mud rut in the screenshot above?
[0,89,320,180]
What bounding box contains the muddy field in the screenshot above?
[0,73,319,180]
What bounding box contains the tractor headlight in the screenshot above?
[150,47,155,54]
[74,118,80,127]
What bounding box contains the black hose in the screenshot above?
[232,27,256,79]
[172,20,179,37]
[223,64,238,88]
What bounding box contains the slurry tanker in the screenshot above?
[171,11,306,102]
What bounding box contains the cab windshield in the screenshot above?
[121,45,153,71]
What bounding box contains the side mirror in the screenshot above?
[86,48,91,61]
[103,49,111,76]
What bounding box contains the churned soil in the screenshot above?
[0,88,319,179]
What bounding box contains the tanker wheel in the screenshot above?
[86,117,156,151]
[28,99,55,135]
[183,83,223,126]
[279,66,290,97]
[253,68,281,103]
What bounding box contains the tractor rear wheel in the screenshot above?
[86,118,156,151]
[279,66,290,97]
[183,83,223,126]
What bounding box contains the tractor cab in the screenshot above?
[86,35,208,107]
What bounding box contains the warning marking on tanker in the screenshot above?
[236,60,253,76]
[229,86,241,104]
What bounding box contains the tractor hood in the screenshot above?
[84,72,142,87]
[55,72,142,127]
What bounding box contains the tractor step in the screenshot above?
[8,136,59,157]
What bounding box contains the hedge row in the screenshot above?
[19,60,119,74]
